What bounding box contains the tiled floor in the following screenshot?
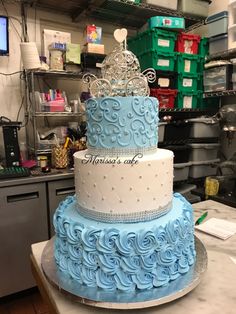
[0,288,49,314]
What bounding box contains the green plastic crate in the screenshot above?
[139,50,176,71]
[197,74,203,91]
[198,37,209,58]
[176,53,199,75]
[148,16,185,30]
[176,91,199,109]
[128,28,177,56]
[198,56,205,73]
[177,73,198,92]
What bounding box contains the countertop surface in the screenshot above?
[31,200,236,314]
[0,169,74,188]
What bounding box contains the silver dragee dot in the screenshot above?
[102,197,105,201]
[119,200,123,203]
[155,174,158,177]
[112,187,115,190]
[121,177,124,180]
[130,187,133,191]
[148,163,151,167]
[147,187,150,190]
[153,197,156,201]
[139,176,142,179]
[93,183,96,187]
[137,198,140,202]
[103,175,107,179]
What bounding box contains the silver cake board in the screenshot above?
[41,236,207,310]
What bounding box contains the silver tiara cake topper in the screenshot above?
[82,28,156,97]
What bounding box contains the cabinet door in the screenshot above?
[0,182,48,297]
[47,178,75,237]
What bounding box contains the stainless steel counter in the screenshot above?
[0,169,74,188]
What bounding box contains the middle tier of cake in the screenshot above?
[74,148,173,223]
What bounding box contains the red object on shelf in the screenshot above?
[150,89,178,109]
[175,33,201,54]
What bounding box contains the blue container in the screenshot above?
[206,11,228,37]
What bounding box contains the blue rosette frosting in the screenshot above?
[53,193,196,292]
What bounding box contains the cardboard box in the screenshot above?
[65,43,80,64]
[83,43,105,54]
[85,25,102,44]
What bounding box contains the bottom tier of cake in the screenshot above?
[53,193,196,292]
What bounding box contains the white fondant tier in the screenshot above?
[74,148,173,222]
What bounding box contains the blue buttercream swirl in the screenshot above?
[114,270,135,291]
[96,269,116,290]
[132,271,154,290]
[82,251,98,270]
[98,254,120,274]
[134,230,157,255]
[115,231,135,256]
[68,243,83,262]
[81,228,100,252]
[156,244,177,266]
[97,228,119,254]
[53,194,196,291]
[68,259,83,282]
[153,267,170,287]
[120,255,141,274]
[81,266,96,287]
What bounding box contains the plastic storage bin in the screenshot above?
[188,117,220,138]
[148,16,185,30]
[150,89,178,109]
[209,34,228,55]
[145,0,178,10]
[176,33,201,54]
[149,70,177,89]
[165,145,191,163]
[228,25,236,49]
[189,159,220,178]
[139,51,176,71]
[178,0,210,18]
[174,162,191,182]
[158,122,167,143]
[164,120,191,143]
[206,11,228,38]
[176,91,199,109]
[176,53,199,74]
[204,64,233,92]
[128,28,177,56]
[177,73,198,92]
[189,143,220,162]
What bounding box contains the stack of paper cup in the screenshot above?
[20,42,41,70]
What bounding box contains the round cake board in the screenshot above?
[41,236,207,310]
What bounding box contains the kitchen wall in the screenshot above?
[0,2,132,160]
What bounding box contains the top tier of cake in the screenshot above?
[86,96,159,155]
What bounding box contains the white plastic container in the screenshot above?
[158,122,167,143]
[189,159,220,178]
[206,11,228,37]
[209,34,228,55]
[178,0,210,18]
[228,0,236,27]
[188,117,220,138]
[174,162,192,182]
[189,143,220,162]
[228,25,236,49]
[145,0,178,10]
